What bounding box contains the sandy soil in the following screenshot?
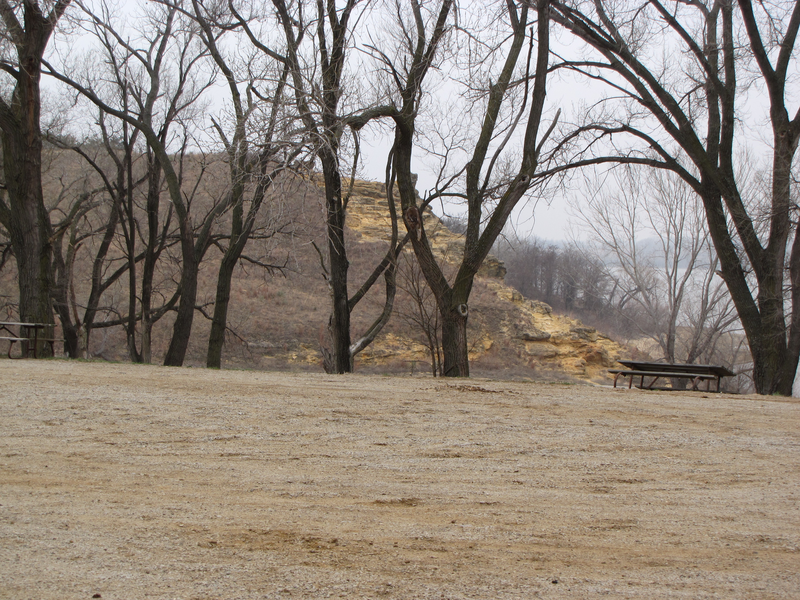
[1,360,798,599]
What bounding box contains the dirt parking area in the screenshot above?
[0,360,798,599]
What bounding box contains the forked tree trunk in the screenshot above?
[390,0,548,378]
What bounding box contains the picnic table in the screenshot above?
[608,360,736,392]
[0,322,59,359]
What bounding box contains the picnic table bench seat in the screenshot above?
[609,360,736,392]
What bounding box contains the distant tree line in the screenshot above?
[498,239,607,317]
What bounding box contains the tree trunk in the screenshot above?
[749,340,786,396]
[163,244,198,366]
[205,165,267,368]
[0,2,72,357]
[50,223,78,358]
[750,274,792,395]
[124,182,141,363]
[51,287,78,357]
[137,162,164,364]
[441,304,469,377]
[321,150,352,374]
[206,253,237,369]
[0,72,54,356]
[328,215,352,373]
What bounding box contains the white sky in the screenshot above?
[357,128,574,242]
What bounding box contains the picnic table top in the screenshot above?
[617,360,736,377]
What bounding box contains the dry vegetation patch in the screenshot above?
[1,360,798,599]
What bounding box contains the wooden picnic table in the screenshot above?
[0,321,58,359]
[608,360,736,392]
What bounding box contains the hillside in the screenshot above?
[2,174,629,382]
[192,178,628,382]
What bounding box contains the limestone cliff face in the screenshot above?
[484,282,625,382]
[341,180,627,383]
[345,181,506,279]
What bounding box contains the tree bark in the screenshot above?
[321,150,352,373]
[164,278,197,365]
[206,250,237,369]
[2,118,55,348]
[163,213,200,366]
[441,303,469,377]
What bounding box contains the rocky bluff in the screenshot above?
[336,180,626,383]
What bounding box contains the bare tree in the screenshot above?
[43,112,184,361]
[45,0,225,366]
[573,166,739,375]
[396,252,442,376]
[391,0,555,376]
[270,0,360,373]
[45,137,122,358]
[254,0,412,373]
[0,0,73,354]
[182,0,302,368]
[549,0,800,395]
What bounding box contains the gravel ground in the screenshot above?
[1,360,798,599]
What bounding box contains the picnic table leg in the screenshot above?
[20,325,33,358]
[32,326,40,358]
